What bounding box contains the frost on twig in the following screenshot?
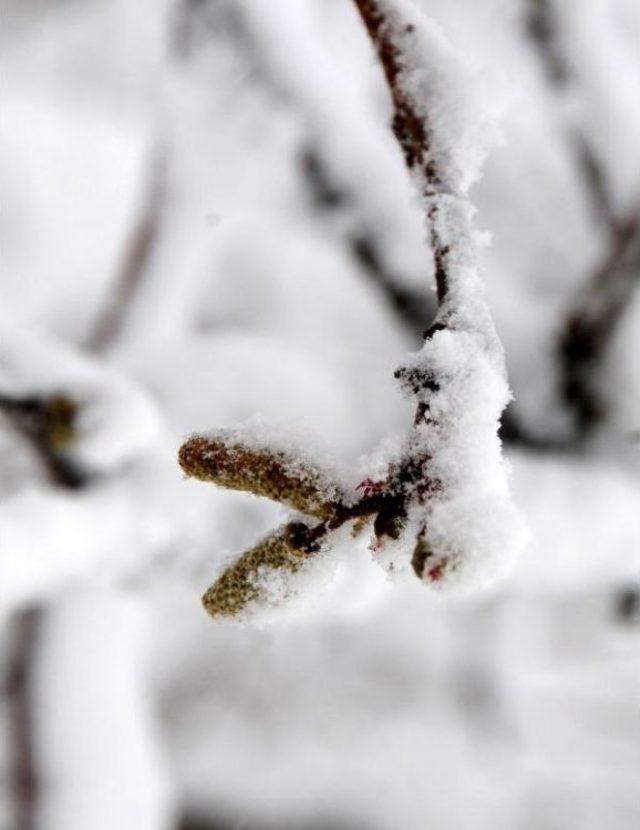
[179,0,525,620]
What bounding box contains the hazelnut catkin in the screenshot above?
[201,525,308,618]
[179,434,342,519]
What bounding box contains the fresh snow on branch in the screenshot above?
[179,0,526,619]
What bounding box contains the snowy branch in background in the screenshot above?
[0,322,160,477]
[0,322,164,610]
[179,0,526,620]
[0,392,88,491]
[559,211,640,437]
[85,147,166,354]
[524,0,640,440]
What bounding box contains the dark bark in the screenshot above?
[5,608,41,830]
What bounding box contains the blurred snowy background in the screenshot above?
[0,0,639,828]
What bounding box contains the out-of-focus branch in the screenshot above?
[559,212,640,435]
[525,0,568,86]
[5,607,41,830]
[85,150,165,353]
[353,0,451,307]
[301,147,435,339]
[498,407,575,453]
[0,393,88,489]
[525,0,616,227]
[572,133,618,231]
[0,389,98,825]
[524,0,640,440]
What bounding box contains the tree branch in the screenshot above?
[300,146,436,339]
[180,0,524,618]
[5,607,41,830]
[559,212,640,435]
[522,0,640,440]
[85,148,165,354]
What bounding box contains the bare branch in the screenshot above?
[559,212,640,435]
[180,0,524,617]
[518,0,640,442]
[353,0,451,305]
[5,607,41,830]
[300,147,436,339]
[85,149,165,353]
[524,0,569,86]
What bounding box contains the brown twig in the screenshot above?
[5,607,41,830]
[85,149,165,353]
[525,0,617,228]
[353,0,451,305]
[351,0,465,504]
[523,0,640,441]
[300,147,436,339]
[525,0,569,86]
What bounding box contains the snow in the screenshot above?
[0,319,161,471]
[32,590,173,830]
[374,0,502,194]
[349,1,527,590]
[0,0,638,828]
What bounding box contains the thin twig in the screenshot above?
[353,0,451,305]
[559,212,640,435]
[5,607,41,830]
[523,0,640,440]
[300,147,435,339]
[525,0,617,227]
[85,149,165,353]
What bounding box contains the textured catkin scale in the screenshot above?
[201,527,307,619]
[178,434,342,519]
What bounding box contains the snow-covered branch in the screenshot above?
[178,0,525,620]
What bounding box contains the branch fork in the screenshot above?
[179,0,525,619]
